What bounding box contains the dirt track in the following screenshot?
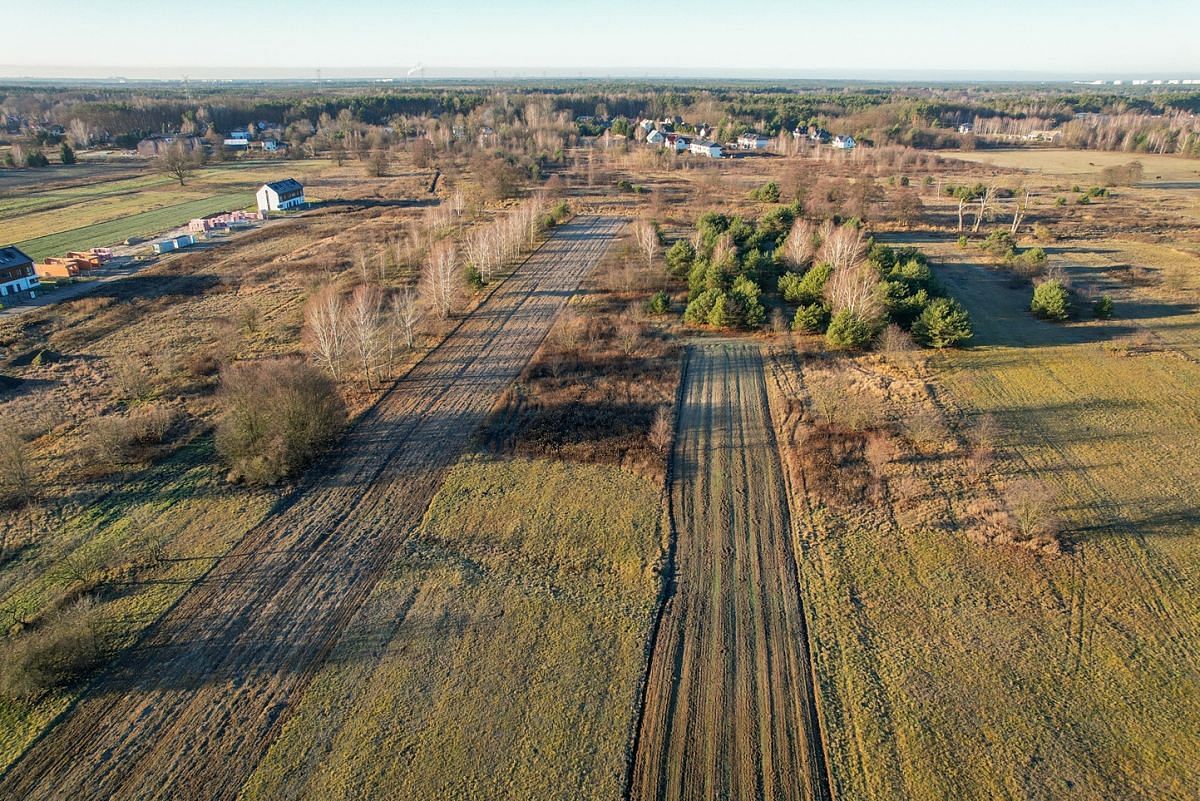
[0,215,624,801]
[629,344,831,801]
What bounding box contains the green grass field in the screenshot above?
[793,245,1200,799]
[0,441,277,770]
[0,160,331,260]
[240,456,664,801]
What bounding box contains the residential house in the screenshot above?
[228,129,252,141]
[689,141,722,158]
[223,138,250,150]
[696,124,714,140]
[958,122,974,134]
[832,134,856,149]
[808,128,831,144]
[646,129,665,145]
[737,132,770,150]
[0,246,39,296]
[665,133,690,153]
[792,125,809,139]
[256,178,306,212]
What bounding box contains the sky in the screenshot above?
[1,0,1197,80]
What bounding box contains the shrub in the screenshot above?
[1031,280,1071,321]
[825,309,876,349]
[957,235,969,249]
[0,598,101,701]
[87,406,177,465]
[1055,196,1067,207]
[750,181,781,202]
[465,263,485,290]
[215,359,346,485]
[1093,295,1114,319]
[645,290,670,315]
[912,297,973,348]
[665,239,695,279]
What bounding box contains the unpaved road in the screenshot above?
[629,344,831,801]
[0,215,624,801]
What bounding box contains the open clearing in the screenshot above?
[240,456,663,800]
[629,343,830,801]
[949,148,1200,184]
[773,238,1200,799]
[0,215,624,800]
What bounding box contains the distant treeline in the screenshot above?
[2,82,1198,157]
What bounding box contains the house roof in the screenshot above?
[261,178,303,194]
[0,245,33,270]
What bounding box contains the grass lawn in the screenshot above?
[796,246,1200,799]
[240,456,664,801]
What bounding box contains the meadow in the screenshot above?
[0,160,333,260]
[240,457,664,801]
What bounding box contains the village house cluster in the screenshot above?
[611,115,860,158]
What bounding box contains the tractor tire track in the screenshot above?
[629,343,832,801]
[0,216,624,801]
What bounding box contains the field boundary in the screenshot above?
[621,345,691,800]
[763,346,837,801]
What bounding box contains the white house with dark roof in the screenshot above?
[0,245,39,297]
[737,133,770,150]
[256,179,305,212]
[832,135,856,149]
[689,141,722,158]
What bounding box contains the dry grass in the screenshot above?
[240,456,664,801]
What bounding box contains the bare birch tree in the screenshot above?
[392,285,422,351]
[784,218,816,267]
[304,284,347,381]
[348,284,385,389]
[1010,188,1032,235]
[972,184,999,233]
[423,241,459,319]
[633,219,660,270]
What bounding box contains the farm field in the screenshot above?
[241,456,663,801]
[0,216,625,799]
[0,160,333,260]
[630,344,830,801]
[771,239,1200,799]
[949,148,1200,183]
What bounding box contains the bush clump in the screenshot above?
[912,297,973,348]
[1093,295,1114,319]
[1031,280,1071,321]
[645,290,670,315]
[215,358,346,485]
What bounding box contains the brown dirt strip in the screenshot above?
[0,215,625,801]
[628,343,832,801]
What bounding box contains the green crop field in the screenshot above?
[240,456,664,801]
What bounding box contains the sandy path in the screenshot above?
[0,216,624,801]
[629,343,831,801]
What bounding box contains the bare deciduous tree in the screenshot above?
[158,140,199,186]
[0,425,35,517]
[392,285,422,351]
[784,218,816,267]
[423,241,460,319]
[649,405,674,452]
[972,184,999,233]
[304,284,347,381]
[632,219,660,270]
[1010,188,1033,235]
[347,284,385,389]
